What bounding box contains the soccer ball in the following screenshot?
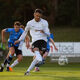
[58,55,68,65]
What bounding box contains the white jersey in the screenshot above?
[19,18,50,43]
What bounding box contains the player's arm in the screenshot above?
[1,29,7,43]
[25,35,30,49]
[43,21,50,36]
[39,21,50,36]
[50,38,58,51]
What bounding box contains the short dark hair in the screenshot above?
[34,9,43,14]
[14,21,21,26]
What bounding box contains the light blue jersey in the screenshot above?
[47,33,54,52]
[5,28,24,47]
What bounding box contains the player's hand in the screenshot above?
[40,30,44,33]
[14,40,20,45]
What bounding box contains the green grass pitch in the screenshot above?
[0,63,80,80]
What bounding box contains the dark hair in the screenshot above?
[34,9,43,14]
[14,21,21,26]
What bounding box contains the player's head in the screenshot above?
[34,9,43,22]
[14,21,21,32]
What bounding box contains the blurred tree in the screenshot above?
[77,0,79,16]
[55,0,80,27]
[0,0,80,30]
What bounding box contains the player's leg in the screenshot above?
[4,47,14,64]
[24,40,47,75]
[24,48,42,75]
[35,58,45,71]
[9,49,22,71]
[9,41,23,71]
[6,50,14,71]
[0,47,15,72]
[34,51,48,71]
[10,54,22,68]
[34,41,48,72]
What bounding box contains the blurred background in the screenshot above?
[0,0,80,64]
[0,0,80,42]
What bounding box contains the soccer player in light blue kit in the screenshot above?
[34,33,58,71]
[9,25,30,71]
[0,21,24,72]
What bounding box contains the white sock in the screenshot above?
[10,59,19,68]
[27,51,42,72]
[35,51,42,62]
[27,58,37,72]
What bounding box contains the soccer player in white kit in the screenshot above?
[14,9,50,75]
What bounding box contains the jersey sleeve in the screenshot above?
[47,33,54,40]
[43,21,50,36]
[5,28,12,33]
[47,36,51,40]
[50,33,54,40]
[18,22,30,41]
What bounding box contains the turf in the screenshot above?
[0,63,80,80]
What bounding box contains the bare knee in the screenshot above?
[9,47,15,56]
[17,55,23,62]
